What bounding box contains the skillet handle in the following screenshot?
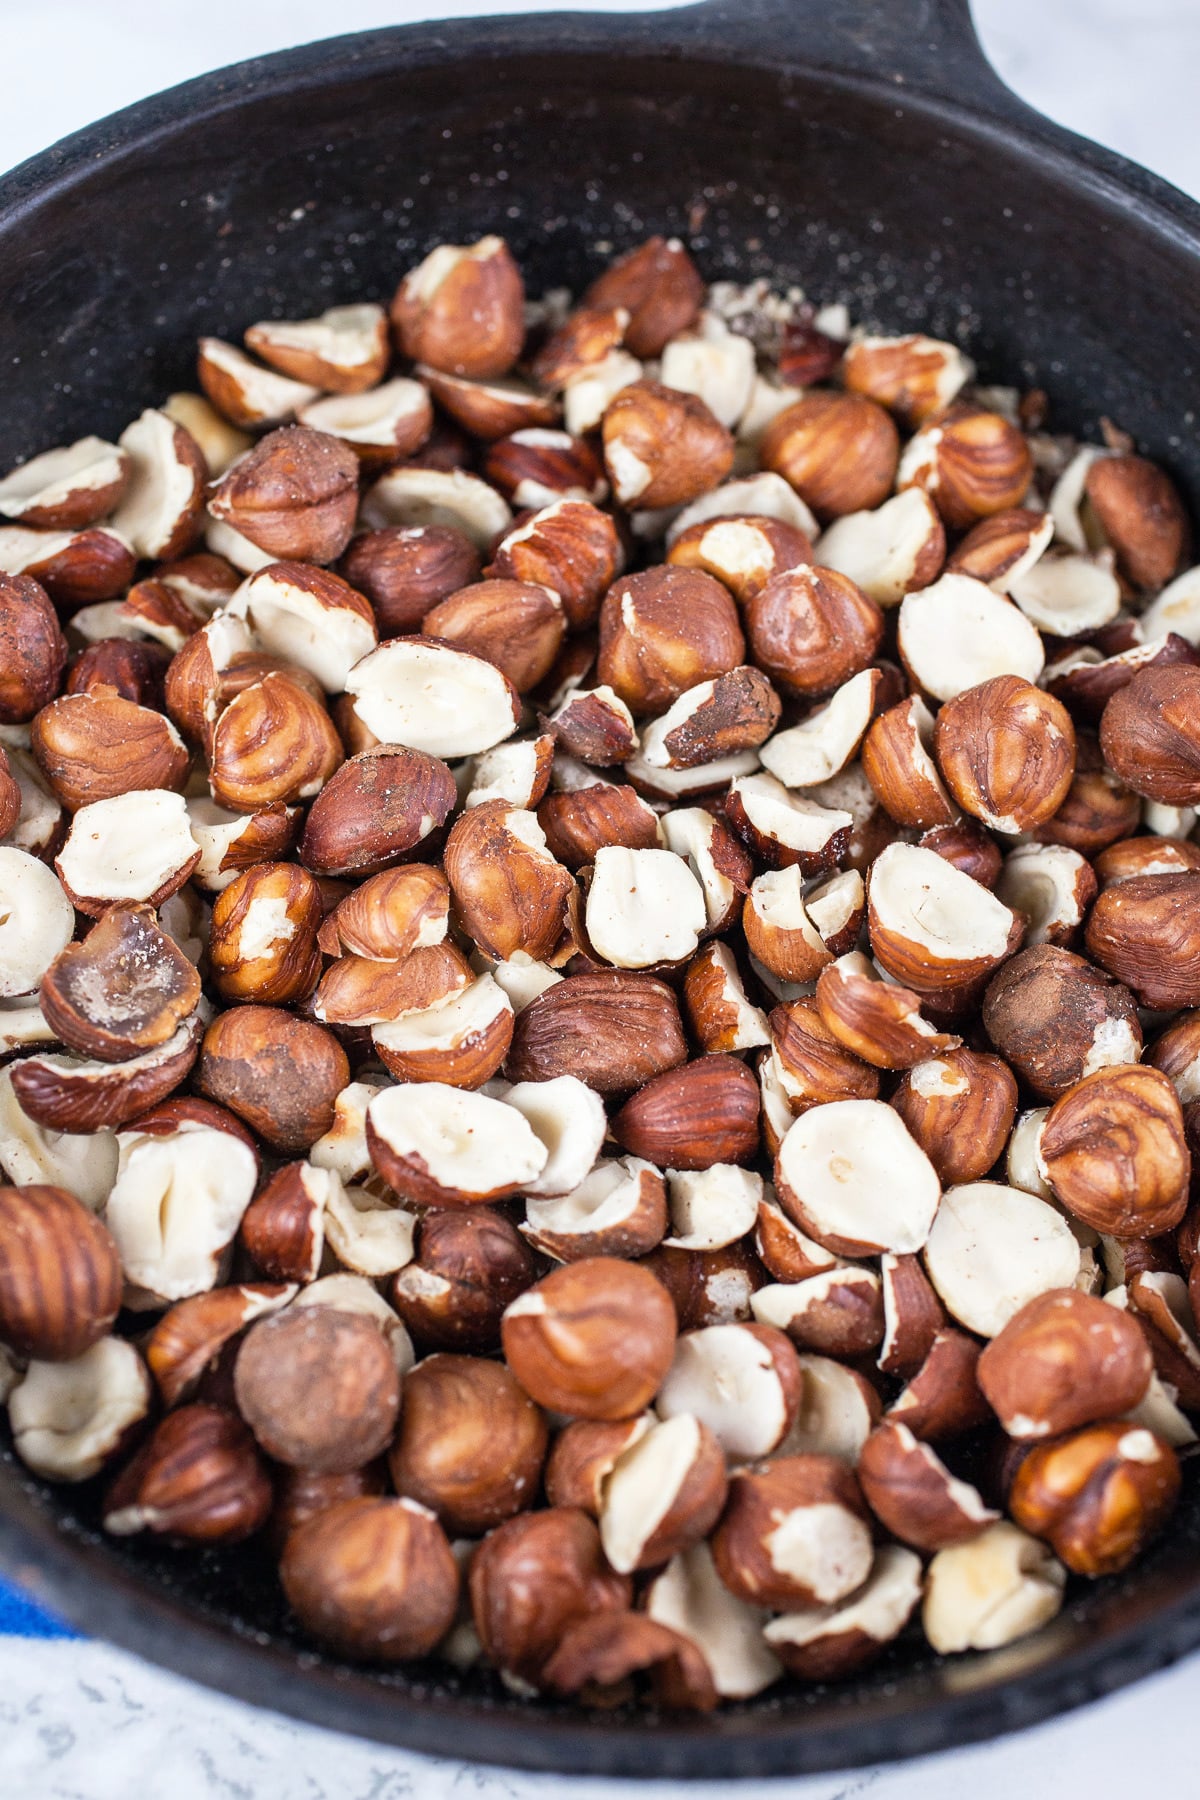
[674,0,1019,114]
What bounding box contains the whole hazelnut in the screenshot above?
[1085,872,1200,1011]
[898,406,1034,529]
[299,745,457,878]
[280,1495,459,1659]
[978,1288,1153,1439]
[423,578,565,693]
[208,426,360,564]
[104,1403,272,1544]
[1039,1065,1190,1239]
[340,525,482,636]
[891,1049,1018,1186]
[209,672,344,813]
[388,1353,547,1536]
[0,1184,122,1361]
[390,236,524,378]
[761,392,900,519]
[390,1207,536,1353]
[1085,453,1189,591]
[469,1506,631,1687]
[1099,664,1200,805]
[597,566,744,715]
[197,1005,350,1152]
[982,944,1142,1099]
[583,235,704,357]
[209,862,324,1004]
[744,565,884,697]
[1009,1422,1181,1577]
[601,380,733,510]
[502,1257,676,1420]
[487,498,624,632]
[234,1305,400,1473]
[0,574,68,722]
[934,674,1076,834]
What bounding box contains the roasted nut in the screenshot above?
[104,1403,272,1544]
[361,462,512,546]
[315,940,469,1027]
[601,380,733,510]
[0,574,68,722]
[745,565,884,699]
[0,524,135,607]
[598,1413,727,1573]
[443,801,574,963]
[488,498,624,632]
[1096,834,1200,888]
[876,1251,946,1378]
[817,488,945,608]
[1009,1422,1181,1577]
[583,237,702,357]
[340,524,481,636]
[934,675,1075,834]
[0,436,130,530]
[1084,453,1189,591]
[390,1207,534,1353]
[388,1353,547,1536]
[683,942,769,1054]
[209,672,343,812]
[774,1097,940,1256]
[225,562,377,694]
[505,970,686,1091]
[197,1005,349,1152]
[761,393,900,520]
[543,1611,717,1711]
[752,1268,885,1357]
[886,1327,988,1441]
[644,667,781,771]
[919,818,1004,889]
[281,1495,459,1659]
[470,1506,631,1686]
[502,1256,676,1419]
[842,333,973,425]
[922,1521,1066,1653]
[1099,665,1200,805]
[711,1455,873,1610]
[868,841,1022,994]
[268,1462,387,1553]
[891,1050,1018,1187]
[234,1305,400,1473]
[898,407,1034,529]
[815,953,962,1070]
[9,1335,151,1482]
[538,780,661,868]
[546,684,638,766]
[299,745,456,878]
[245,302,389,393]
[982,944,1141,1099]
[584,843,707,968]
[923,1182,1082,1338]
[0,747,19,839]
[1085,871,1200,1010]
[596,566,744,715]
[31,689,189,812]
[368,1081,547,1205]
[108,408,206,561]
[858,1421,997,1551]
[0,1184,121,1360]
[646,1540,782,1698]
[947,506,1053,589]
[611,1055,759,1170]
[897,574,1044,703]
[764,1543,923,1681]
[523,1153,666,1261]
[146,1282,295,1408]
[391,236,524,378]
[208,862,323,1004]
[197,338,320,430]
[40,903,200,1061]
[978,1288,1152,1439]
[993,841,1097,948]
[482,429,604,508]
[238,1162,333,1283]
[656,1321,800,1459]
[8,1019,203,1135]
[344,636,520,761]
[667,514,814,605]
[1039,1065,1190,1239]
[0,846,76,997]
[861,694,954,830]
[209,426,359,564]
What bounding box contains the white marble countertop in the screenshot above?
[2,2,1199,1795]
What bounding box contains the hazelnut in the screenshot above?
[0,524,135,607]
[891,1049,1018,1186]
[108,408,207,561]
[583,236,704,358]
[538,781,662,869]
[667,514,814,605]
[209,862,323,1004]
[299,744,456,878]
[1084,453,1189,591]
[469,1506,631,1687]
[886,1327,989,1441]
[1085,871,1200,1010]
[646,1541,783,1698]
[443,801,575,963]
[752,1267,885,1357]
[897,573,1044,703]
[923,1182,1082,1338]
[31,689,189,812]
[1099,664,1200,805]
[764,1544,923,1682]
[815,952,962,1070]
[868,841,1023,994]
[877,1251,946,1378]
[857,1422,997,1551]
[344,636,520,761]
[546,684,638,766]
[596,566,743,716]
[1009,1422,1181,1577]
[487,498,624,631]
[523,1156,666,1262]
[922,1521,1065,1652]
[684,942,770,1055]
[898,406,1034,529]
[644,666,781,771]
[104,1403,272,1544]
[320,865,450,962]
[761,393,900,520]
[391,1208,535,1356]
[602,380,733,510]
[280,1495,459,1659]
[482,429,604,509]
[1095,833,1200,888]
[542,1611,716,1711]
[368,1083,547,1206]
[1040,1065,1190,1239]
[40,902,201,1062]
[919,818,1004,888]
[239,1162,331,1283]
[314,939,470,1028]
[209,672,343,812]
[947,506,1054,588]
[817,488,945,607]
[245,302,389,393]
[934,675,1075,834]
[755,1198,843,1286]
[585,843,707,968]
[423,578,565,694]
[598,1412,727,1574]
[9,1335,151,1483]
[0,1184,122,1360]
[196,1005,350,1152]
[711,1454,873,1610]
[268,1462,387,1553]
[146,1282,295,1408]
[389,1353,547,1536]
[545,1418,652,1514]
[982,944,1141,1099]
[842,333,973,425]
[0,574,68,722]
[234,1305,400,1473]
[341,524,482,636]
[656,1320,801,1459]
[531,303,630,390]
[0,435,131,530]
[745,565,884,699]
[724,774,852,874]
[611,1054,760,1171]
[978,1288,1152,1439]
[505,969,687,1091]
[994,841,1097,947]
[208,426,359,564]
[501,1256,676,1420]
[861,693,956,830]
[391,236,524,378]
[774,1095,940,1256]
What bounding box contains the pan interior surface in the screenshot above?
[1,20,1200,1779]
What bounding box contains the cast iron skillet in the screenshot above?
[1,0,1200,1777]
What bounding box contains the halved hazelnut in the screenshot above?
[1009,550,1121,637]
[146,1281,295,1408]
[0,1065,119,1208]
[367,1081,547,1206]
[897,574,1045,702]
[482,429,605,510]
[658,311,756,428]
[246,303,389,393]
[667,514,814,605]
[861,693,955,830]
[0,437,130,530]
[239,1160,335,1282]
[361,465,513,547]
[9,1335,151,1482]
[867,840,1023,993]
[641,668,780,771]
[421,367,559,441]
[228,562,378,693]
[767,996,881,1113]
[815,952,962,1069]
[994,841,1097,947]
[891,1049,1018,1186]
[585,844,706,968]
[546,684,638,766]
[922,1521,1065,1653]
[596,1412,727,1576]
[947,506,1053,590]
[502,1077,609,1198]
[683,941,770,1054]
[667,472,818,545]
[752,1268,885,1357]
[755,1198,842,1285]
[39,902,200,1064]
[0,525,136,607]
[543,1612,716,1711]
[757,669,878,793]
[198,338,320,429]
[163,393,253,477]
[56,790,200,915]
[816,488,946,607]
[658,806,753,933]
[314,941,470,1028]
[978,1287,1152,1439]
[9,1020,203,1134]
[712,1453,873,1610]
[108,409,206,562]
[764,1543,923,1681]
[371,974,515,1090]
[0,847,75,997]
[656,1320,801,1459]
[646,1541,782,1698]
[663,1164,762,1253]
[724,772,852,872]
[923,1182,1082,1337]
[886,1327,988,1441]
[858,1421,997,1551]
[522,1156,666,1262]
[502,1256,676,1420]
[345,637,520,760]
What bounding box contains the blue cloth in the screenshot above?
[0,1574,76,1638]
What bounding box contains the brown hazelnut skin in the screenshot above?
[1009,1422,1181,1577]
[389,1207,535,1354]
[597,566,745,716]
[710,1454,871,1610]
[601,380,734,511]
[209,862,324,1005]
[768,997,881,1109]
[891,1049,1018,1186]
[542,1611,718,1710]
[978,1288,1153,1440]
[610,1055,761,1171]
[1099,665,1200,805]
[209,671,344,813]
[745,565,884,698]
[982,944,1142,1100]
[1039,1065,1190,1240]
[0,1184,122,1361]
[934,675,1076,833]
[544,1417,650,1514]
[423,578,565,694]
[0,747,19,840]
[104,1404,272,1545]
[502,1257,677,1421]
[1085,872,1200,1011]
[280,1495,460,1660]
[267,1462,388,1556]
[506,970,687,1094]
[918,819,1004,889]
[208,425,360,564]
[761,392,900,520]
[900,406,1034,529]
[0,573,68,722]
[234,1306,400,1474]
[299,744,457,878]
[487,499,624,633]
[391,237,525,379]
[583,235,704,357]
[340,525,482,636]
[388,1353,548,1537]
[856,1422,997,1551]
[196,1005,350,1153]
[38,901,202,1062]
[469,1506,632,1686]
[1085,453,1190,591]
